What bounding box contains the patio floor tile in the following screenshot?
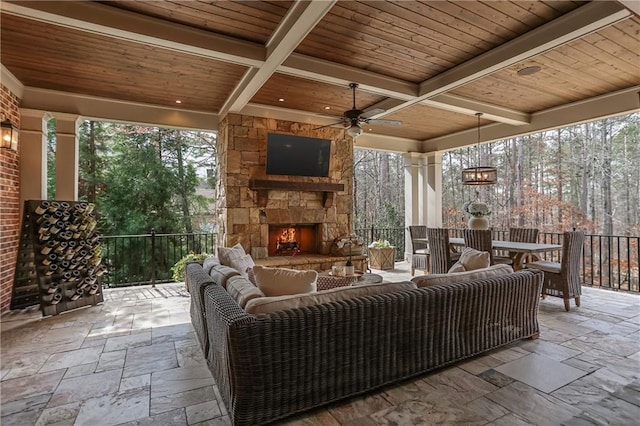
[1,262,638,425]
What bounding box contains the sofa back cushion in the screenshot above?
[210,265,241,289]
[226,276,265,308]
[217,243,246,266]
[202,257,221,275]
[245,281,417,315]
[252,265,318,297]
[412,264,514,288]
[229,254,255,277]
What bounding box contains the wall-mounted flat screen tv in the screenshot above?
[266,133,331,177]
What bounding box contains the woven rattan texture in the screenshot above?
[199,266,543,425]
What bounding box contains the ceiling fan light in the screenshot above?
[347,123,363,138]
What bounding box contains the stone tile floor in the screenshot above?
[1,262,639,425]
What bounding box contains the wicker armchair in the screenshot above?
[463,229,494,264]
[494,227,540,266]
[426,228,460,273]
[525,231,584,311]
[408,226,429,276]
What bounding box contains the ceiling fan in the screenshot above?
[318,83,402,138]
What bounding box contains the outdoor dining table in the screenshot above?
[414,237,562,271]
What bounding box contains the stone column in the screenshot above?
[19,110,51,205]
[54,114,80,201]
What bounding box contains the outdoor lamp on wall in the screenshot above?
[461,113,497,185]
[1,118,18,151]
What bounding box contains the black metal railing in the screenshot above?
[97,228,638,293]
[355,226,406,261]
[449,228,639,293]
[99,231,216,287]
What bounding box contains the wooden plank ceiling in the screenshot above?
[1,0,638,151]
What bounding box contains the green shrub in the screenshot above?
[171,252,211,282]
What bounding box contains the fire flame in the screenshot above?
[279,228,296,243]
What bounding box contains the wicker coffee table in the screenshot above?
[317,271,383,291]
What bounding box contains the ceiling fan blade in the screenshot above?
[359,108,386,119]
[364,118,403,126]
[313,120,346,130]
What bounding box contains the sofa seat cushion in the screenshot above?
[252,265,318,297]
[210,265,241,289]
[525,260,561,274]
[412,264,514,288]
[245,281,417,315]
[226,276,265,308]
[218,243,246,266]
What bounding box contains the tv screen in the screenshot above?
[266,133,331,177]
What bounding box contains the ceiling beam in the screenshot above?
[423,86,640,153]
[219,0,336,117]
[20,87,219,132]
[425,94,530,126]
[375,1,631,117]
[0,0,265,67]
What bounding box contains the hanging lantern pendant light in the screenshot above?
[462,113,497,185]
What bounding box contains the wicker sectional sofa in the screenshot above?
[186,258,543,426]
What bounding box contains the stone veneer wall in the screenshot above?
[0,84,21,312]
[216,113,354,258]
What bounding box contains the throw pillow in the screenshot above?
[448,262,466,273]
[229,254,255,277]
[252,265,318,297]
[458,247,490,271]
[217,243,245,266]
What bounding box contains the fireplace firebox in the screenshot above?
[268,224,320,256]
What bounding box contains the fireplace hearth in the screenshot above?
[269,224,320,256]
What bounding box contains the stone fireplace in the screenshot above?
[215,113,356,265]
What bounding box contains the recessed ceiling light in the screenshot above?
[175,100,182,104]
[517,65,541,76]
[324,106,331,110]
[278,98,285,102]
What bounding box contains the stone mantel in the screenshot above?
[249,179,345,208]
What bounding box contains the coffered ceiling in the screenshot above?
[1,1,639,153]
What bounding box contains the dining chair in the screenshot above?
[408,225,429,276]
[462,229,494,265]
[426,228,459,274]
[525,231,584,311]
[494,227,540,265]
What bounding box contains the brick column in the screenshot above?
[0,84,21,312]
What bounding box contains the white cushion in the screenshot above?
[252,265,318,297]
[458,247,491,271]
[226,276,265,308]
[245,281,417,315]
[229,254,255,276]
[412,264,514,288]
[217,243,246,266]
[447,262,466,273]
